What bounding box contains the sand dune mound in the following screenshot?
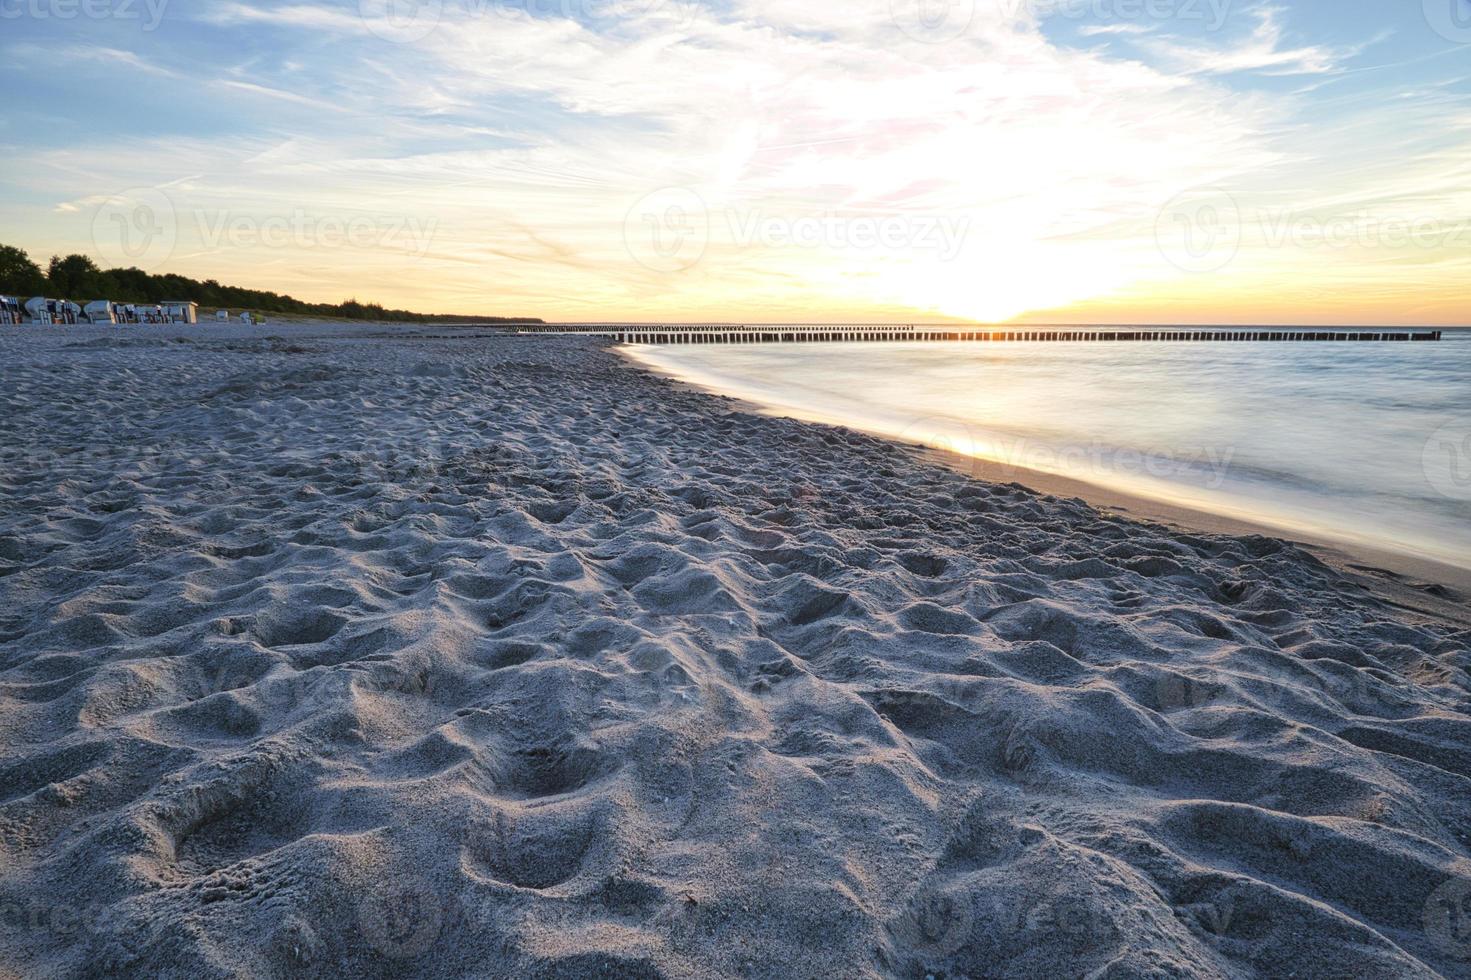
[0,322,1468,978]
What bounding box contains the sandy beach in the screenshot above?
[3,320,1470,978]
[622,344,1471,630]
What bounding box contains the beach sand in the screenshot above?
[621,345,1471,628]
[2,320,1469,978]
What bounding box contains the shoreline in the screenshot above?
[618,342,1471,625]
[3,321,1470,978]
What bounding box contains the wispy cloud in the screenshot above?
[5,42,181,77]
[195,1,371,34]
[1139,6,1365,76]
[3,0,1466,324]
[70,45,181,77]
[1078,23,1155,37]
[213,79,348,112]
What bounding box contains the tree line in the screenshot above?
[0,244,542,324]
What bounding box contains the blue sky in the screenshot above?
[2,0,1469,322]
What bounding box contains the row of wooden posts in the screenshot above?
[517,325,1443,345]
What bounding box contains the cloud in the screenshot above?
[195,1,372,34]
[4,42,181,77]
[10,0,1462,324]
[68,45,182,76]
[13,0,1285,319]
[1138,6,1363,76]
[213,80,349,112]
[1077,24,1155,37]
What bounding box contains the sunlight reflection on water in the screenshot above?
[628,330,1471,568]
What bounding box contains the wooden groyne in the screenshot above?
[517,325,1443,345]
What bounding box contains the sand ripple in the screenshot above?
[1,324,1469,978]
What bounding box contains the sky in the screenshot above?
[2,0,1469,324]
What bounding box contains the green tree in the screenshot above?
[0,240,542,322]
[47,254,107,298]
[0,245,48,296]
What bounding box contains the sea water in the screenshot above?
[627,330,1471,570]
